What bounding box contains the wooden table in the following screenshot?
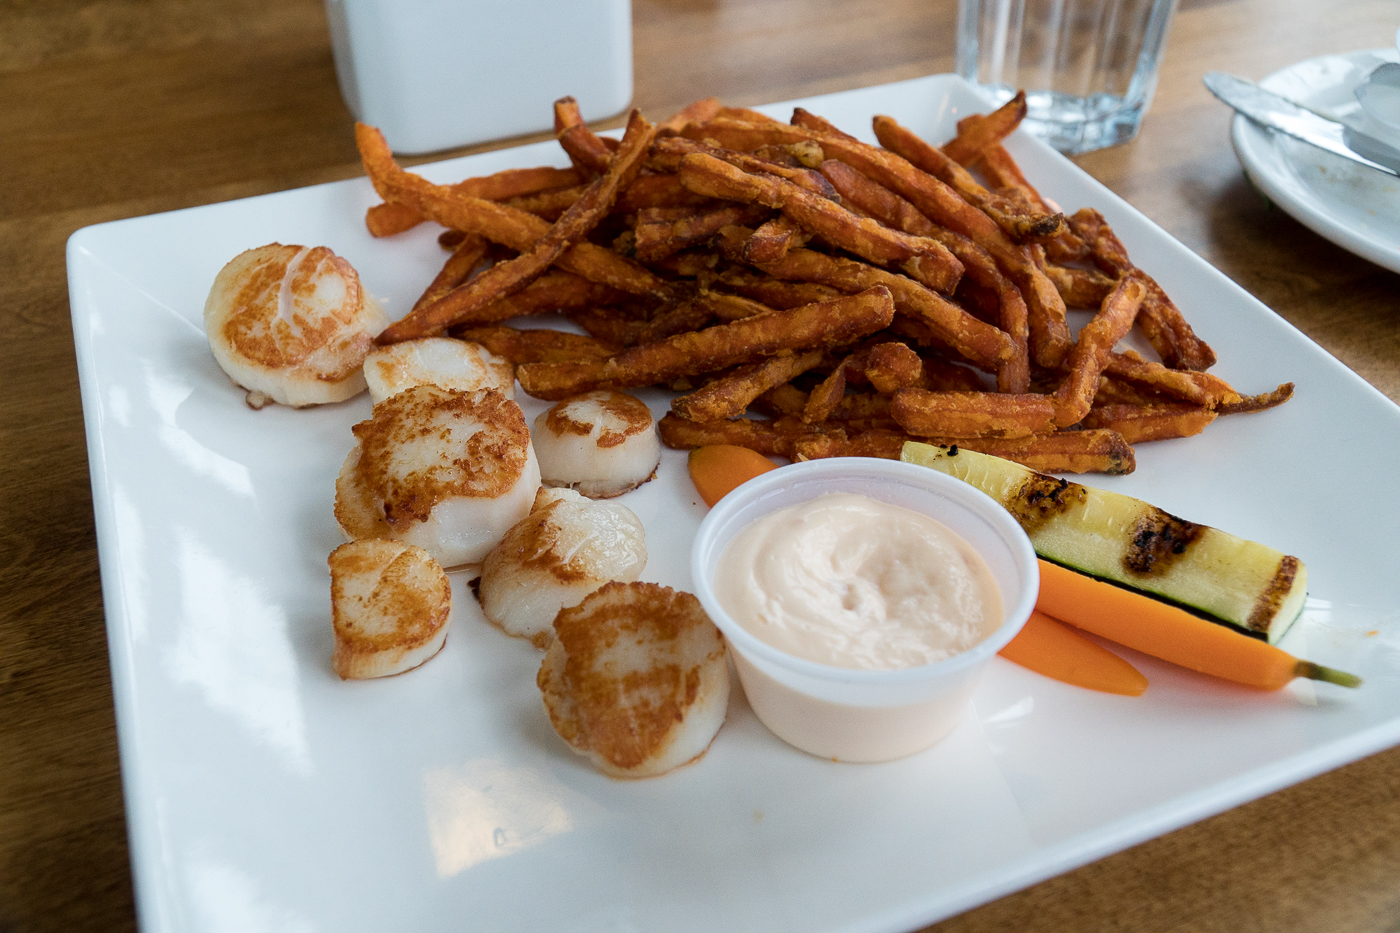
[3,1,1398,930]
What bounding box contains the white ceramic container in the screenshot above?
[691,458,1039,763]
[325,0,633,154]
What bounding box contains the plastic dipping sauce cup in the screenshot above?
[691,458,1038,763]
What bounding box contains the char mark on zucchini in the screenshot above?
[1247,555,1301,634]
[1008,474,1087,534]
[1124,507,1203,576]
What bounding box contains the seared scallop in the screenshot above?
[333,384,540,569]
[329,538,451,679]
[532,390,661,498]
[204,243,388,408]
[363,337,515,407]
[538,582,729,778]
[479,488,647,648]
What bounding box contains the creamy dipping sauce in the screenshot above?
[715,493,1002,670]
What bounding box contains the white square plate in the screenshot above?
[68,74,1400,933]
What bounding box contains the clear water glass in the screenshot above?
[956,0,1179,154]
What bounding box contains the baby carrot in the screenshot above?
[999,609,1148,696]
[1036,559,1360,690]
[687,445,779,506]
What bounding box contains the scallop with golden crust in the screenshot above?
[204,243,388,408]
[538,581,728,778]
[329,538,451,679]
[334,384,540,568]
[479,487,646,648]
[533,390,661,498]
[362,336,515,407]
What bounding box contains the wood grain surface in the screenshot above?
[1,1,1397,931]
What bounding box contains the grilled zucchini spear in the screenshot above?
[901,442,1307,643]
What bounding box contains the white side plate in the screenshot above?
[1231,49,1400,273]
[69,73,1400,933]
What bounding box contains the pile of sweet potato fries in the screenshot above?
[354,93,1291,475]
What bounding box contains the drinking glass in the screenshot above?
[956,0,1179,154]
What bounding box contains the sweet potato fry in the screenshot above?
[363,201,434,239]
[1080,403,1218,443]
[865,342,926,394]
[356,123,666,298]
[755,384,899,430]
[670,350,823,422]
[754,140,826,168]
[983,147,1059,216]
[803,354,866,423]
[753,382,808,417]
[891,389,1057,439]
[873,114,1065,243]
[742,216,806,263]
[713,270,844,310]
[919,431,1136,475]
[790,107,858,141]
[438,229,468,249]
[651,137,837,197]
[409,234,490,314]
[712,230,1012,371]
[677,152,964,294]
[693,289,777,322]
[1046,263,1117,308]
[449,325,621,364]
[865,342,984,394]
[646,250,726,279]
[364,165,582,237]
[1104,351,1240,407]
[557,124,612,176]
[658,96,723,136]
[922,356,987,392]
[657,412,830,458]
[634,300,717,345]
[1069,208,1215,371]
[377,110,657,342]
[717,104,783,124]
[447,269,625,326]
[819,158,936,233]
[796,424,1135,474]
[954,135,1091,265]
[1051,276,1147,427]
[793,429,907,461]
[1215,382,1294,415]
[517,287,896,400]
[944,102,1066,235]
[503,185,586,221]
[616,173,714,212]
[565,306,649,347]
[684,118,982,222]
[1093,374,1172,407]
[554,96,613,176]
[634,203,769,262]
[830,390,894,423]
[942,92,1027,164]
[365,202,439,239]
